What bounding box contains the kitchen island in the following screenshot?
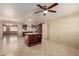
[24,33,42,47]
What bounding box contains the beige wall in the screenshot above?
[48,13,79,48]
[42,21,48,40]
[0,23,3,39]
[17,24,22,36]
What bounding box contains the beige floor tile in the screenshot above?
[0,35,79,56]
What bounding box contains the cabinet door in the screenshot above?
[35,34,41,42]
[29,35,35,43]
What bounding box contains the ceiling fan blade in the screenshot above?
[34,11,43,13]
[48,10,56,13]
[47,3,58,9]
[37,4,45,9]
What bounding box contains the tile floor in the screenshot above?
[0,35,79,56]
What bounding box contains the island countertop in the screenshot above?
[25,33,42,35]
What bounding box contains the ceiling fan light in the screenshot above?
[44,10,48,13]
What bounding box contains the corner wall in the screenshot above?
[42,21,48,40]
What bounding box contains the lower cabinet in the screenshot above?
[25,34,42,47]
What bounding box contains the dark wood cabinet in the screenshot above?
[25,34,42,47]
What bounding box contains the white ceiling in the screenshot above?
[0,3,79,24]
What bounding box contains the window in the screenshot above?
[10,27,17,31]
[3,26,6,31]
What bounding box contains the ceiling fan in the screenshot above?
[34,3,58,16]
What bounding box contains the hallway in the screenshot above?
[0,35,79,56]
